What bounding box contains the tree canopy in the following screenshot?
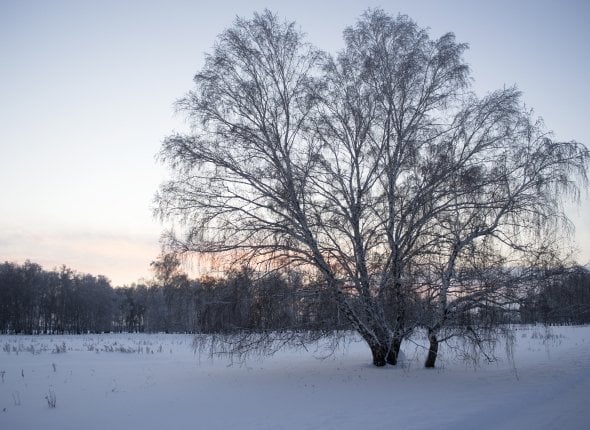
[157,9,589,366]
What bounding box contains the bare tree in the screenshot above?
[156,9,588,366]
[411,94,589,367]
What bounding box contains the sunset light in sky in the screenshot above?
[1,0,588,286]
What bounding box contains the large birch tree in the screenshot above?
[156,9,588,366]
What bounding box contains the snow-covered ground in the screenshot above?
[1,326,589,430]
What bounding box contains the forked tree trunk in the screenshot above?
[368,336,403,366]
[370,342,388,367]
[424,330,439,368]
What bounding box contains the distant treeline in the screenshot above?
[520,265,590,325]
[1,260,589,335]
[0,259,343,335]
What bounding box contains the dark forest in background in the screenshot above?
[1,259,589,335]
[0,258,342,335]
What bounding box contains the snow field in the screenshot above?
[1,326,589,430]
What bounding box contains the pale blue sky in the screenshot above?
[1,0,588,285]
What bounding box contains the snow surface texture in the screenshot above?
[1,326,589,430]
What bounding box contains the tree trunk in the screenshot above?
[370,343,388,367]
[424,330,439,368]
[386,337,402,365]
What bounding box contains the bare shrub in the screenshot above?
[52,342,67,354]
[45,387,56,408]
